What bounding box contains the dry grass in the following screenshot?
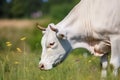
[0,18,51,29]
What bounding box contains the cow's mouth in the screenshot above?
[53,59,64,67]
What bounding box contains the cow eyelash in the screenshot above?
[49,42,55,46]
[47,42,55,48]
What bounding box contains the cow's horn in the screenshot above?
[36,23,46,31]
[49,25,58,32]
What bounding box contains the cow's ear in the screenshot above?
[49,23,58,33]
[36,23,46,31]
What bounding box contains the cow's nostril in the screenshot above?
[39,64,44,70]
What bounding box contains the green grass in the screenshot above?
[0,51,96,80]
[0,50,119,80]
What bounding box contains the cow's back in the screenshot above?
[90,0,120,34]
[57,0,120,39]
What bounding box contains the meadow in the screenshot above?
[0,19,120,80]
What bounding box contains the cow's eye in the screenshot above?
[49,42,55,46]
[47,42,56,48]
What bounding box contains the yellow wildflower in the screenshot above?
[16,48,22,53]
[14,61,19,64]
[20,37,26,41]
[6,43,12,47]
[6,42,10,44]
[6,41,12,47]
[88,60,92,63]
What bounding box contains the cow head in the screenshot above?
[37,23,72,70]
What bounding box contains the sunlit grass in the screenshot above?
[1,49,117,80]
[0,51,100,80]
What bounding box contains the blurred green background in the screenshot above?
[0,0,80,53]
[0,0,79,19]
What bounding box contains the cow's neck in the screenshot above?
[56,0,108,52]
[57,18,95,52]
[57,5,93,35]
[56,1,94,37]
[57,1,88,29]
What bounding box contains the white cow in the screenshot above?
[38,0,120,78]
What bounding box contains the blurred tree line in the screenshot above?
[0,0,79,19]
